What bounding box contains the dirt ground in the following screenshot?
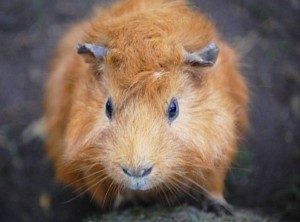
[0,0,299,221]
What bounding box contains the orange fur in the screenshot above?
[44,0,249,209]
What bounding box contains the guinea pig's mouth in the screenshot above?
[118,165,155,191]
[126,178,152,191]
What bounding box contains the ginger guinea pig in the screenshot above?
[44,0,249,215]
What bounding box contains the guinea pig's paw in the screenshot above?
[112,192,136,210]
[202,199,234,216]
[112,191,149,210]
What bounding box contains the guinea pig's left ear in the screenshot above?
[77,43,107,63]
[184,43,219,66]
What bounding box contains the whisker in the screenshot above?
[62,174,110,204]
[168,177,198,201]
[63,168,107,189]
[61,188,90,204]
[109,184,120,208]
[163,182,181,205]
[90,176,103,202]
[173,172,212,198]
[102,181,114,208]
[160,184,172,207]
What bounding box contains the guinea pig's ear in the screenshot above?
[184,43,219,66]
[77,43,107,63]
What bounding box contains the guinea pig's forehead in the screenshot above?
[108,69,173,90]
[106,38,183,72]
[115,95,167,117]
[112,76,176,107]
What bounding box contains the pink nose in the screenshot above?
[122,166,153,178]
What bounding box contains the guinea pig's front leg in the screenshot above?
[198,167,234,216]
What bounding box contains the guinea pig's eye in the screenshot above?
[105,98,113,120]
[168,98,179,123]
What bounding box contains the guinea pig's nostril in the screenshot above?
[140,167,152,177]
[122,168,133,177]
[122,166,153,177]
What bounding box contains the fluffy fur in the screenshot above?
[44,0,249,211]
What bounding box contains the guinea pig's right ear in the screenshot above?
[184,43,219,67]
[77,43,107,63]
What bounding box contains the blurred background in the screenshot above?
[0,0,299,221]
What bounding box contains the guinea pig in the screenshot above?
[44,0,249,215]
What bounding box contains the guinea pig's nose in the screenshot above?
[122,166,152,178]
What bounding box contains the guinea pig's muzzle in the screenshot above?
[121,166,153,191]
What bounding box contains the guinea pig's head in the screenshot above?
[66,38,236,195]
[65,16,235,194]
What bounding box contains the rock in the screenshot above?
[85,205,276,222]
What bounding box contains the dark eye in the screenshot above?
[105,98,113,120]
[168,98,179,123]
